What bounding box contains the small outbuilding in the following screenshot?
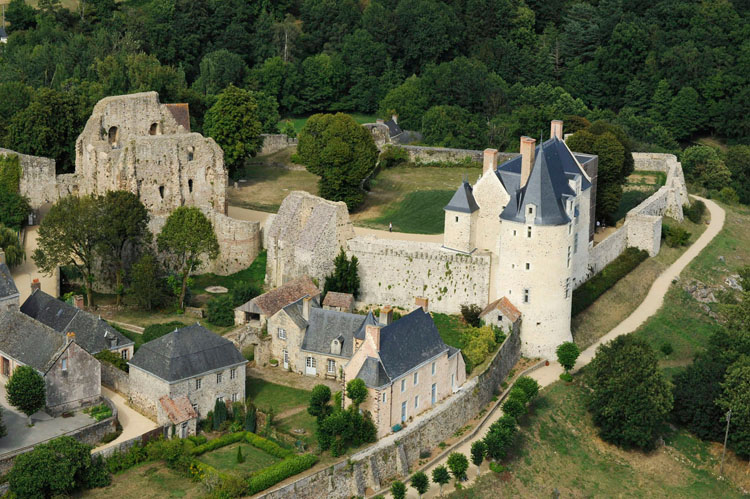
[322,291,354,312]
[479,296,521,335]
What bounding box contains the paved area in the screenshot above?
[10,226,59,303]
[373,196,725,498]
[0,384,93,455]
[94,387,158,452]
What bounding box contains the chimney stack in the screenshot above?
[66,331,75,345]
[415,296,429,313]
[302,296,311,321]
[520,136,536,188]
[550,120,563,140]
[379,305,393,326]
[483,148,498,175]
[0,250,5,265]
[366,324,381,351]
[391,114,398,124]
[31,279,41,293]
[73,295,84,309]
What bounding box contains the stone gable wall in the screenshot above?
[346,236,491,314]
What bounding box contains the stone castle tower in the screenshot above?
[443,120,597,358]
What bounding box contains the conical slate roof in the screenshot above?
[500,139,575,226]
[444,181,479,213]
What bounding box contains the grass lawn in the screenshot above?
[190,251,267,295]
[196,442,281,474]
[358,190,455,234]
[276,410,318,450]
[80,462,203,498]
[105,308,234,336]
[432,313,466,350]
[452,380,746,498]
[279,113,376,134]
[572,213,708,351]
[632,202,750,367]
[246,377,311,414]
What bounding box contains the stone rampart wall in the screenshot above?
[260,134,297,155]
[260,324,522,498]
[0,148,59,210]
[347,237,491,314]
[100,361,130,396]
[394,145,516,165]
[586,153,688,276]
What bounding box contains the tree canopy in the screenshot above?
[6,366,45,424]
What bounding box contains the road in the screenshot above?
[95,387,158,452]
[374,196,725,498]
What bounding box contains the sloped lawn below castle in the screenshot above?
[451,380,746,498]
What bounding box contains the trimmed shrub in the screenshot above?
[191,432,246,455]
[245,404,257,433]
[236,446,244,463]
[514,376,540,401]
[572,247,649,315]
[247,454,318,494]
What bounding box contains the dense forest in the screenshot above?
[0,0,748,180]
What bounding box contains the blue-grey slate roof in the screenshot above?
[20,290,133,355]
[384,119,403,138]
[0,27,7,40]
[0,263,18,300]
[354,311,379,340]
[301,307,370,358]
[0,310,65,373]
[129,323,245,383]
[377,308,448,382]
[500,138,576,226]
[444,181,479,213]
[356,356,391,388]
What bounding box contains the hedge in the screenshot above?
[572,247,649,316]
[190,432,246,455]
[191,431,293,459]
[247,454,318,495]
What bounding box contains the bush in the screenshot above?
[213,399,228,430]
[662,224,691,247]
[245,404,257,433]
[461,326,497,370]
[187,434,207,446]
[379,145,410,169]
[247,454,318,494]
[502,397,525,420]
[572,247,649,315]
[191,432,246,455]
[207,294,235,326]
[231,280,261,307]
[660,342,674,356]
[84,403,113,421]
[559,372,573,382]
[142,321,185,343]
[105,443,148,473]
[236,445,244,463]
[95,349,129,372]
[683,200,705,223]
[489,462,505,473]
[514,376,540,401]
[447,452,469,480]
[717,186,739,204]
[556,341,581,372]
[460,304,482,327]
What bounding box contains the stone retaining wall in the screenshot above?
[260,324,521,498]
[260,134,297,155]
[100,361,130,397]
[394,145,516,165]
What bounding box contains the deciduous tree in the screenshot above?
[447,452,469,481]
[470,440,486,475]
[432,465,451,496]
[0,224,24,268]
[346,378,368,406]
[410,470,429,498]
[556,341,580,372]
[157,206,219,309]
[6,366,45,425]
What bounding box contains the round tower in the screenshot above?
[496,137,575,359]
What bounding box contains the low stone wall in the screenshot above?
[100,361,130,397]
[260,134,297,155]
[260,325,521,498]
[93,426,164,459]
[392,145,517,166]
[347,236,492,314]
[0,397,117,475]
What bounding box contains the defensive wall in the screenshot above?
[395,145,516,166]
[260,134,298,155]
[347,237,492,315]
[587,153,688,275]
[260,322,522,498]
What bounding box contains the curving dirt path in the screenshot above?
[374,196,725,498]
[95,387,158,452]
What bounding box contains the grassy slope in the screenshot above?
[245,377,311,414]
[279,114,376,134]
[359,190,455,234]
[190,250,267,295]
[451,381,745,498]
[196,442,281,473]
[275,410,318,450]
[81,462,204,498]
[433,313,466,350]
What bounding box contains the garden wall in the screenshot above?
[100,361,130,396]
[260,325,522,498]
[393,145,516,165]
[347,236,492,314]
[260,134,297,155]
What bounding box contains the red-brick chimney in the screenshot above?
[483,148,498,175]
[520,136,536,188]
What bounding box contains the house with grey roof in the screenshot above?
[0,311,101,416]
[0,256,19,312]
[234,275,320,328]
[128,323,246,433]
[343,301,466,438]
[21,289,134,360]
[263,293,381,380]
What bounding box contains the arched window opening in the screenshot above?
[108,127,119,148]
[188,179,193,193]
[149,122,159,135]
[187,146,194,161]
[158,186,164,199]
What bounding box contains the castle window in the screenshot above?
[327,359,335,373]
[527,226,532,238]
[188,179,193,193]
[523,289,529,303]
[196,378,202,390]
[277,328,286,340]
[497,314,503,322]
[528,206,533,215]
[565,278,570,298]
[108,126,119,148]
[382,392,387,403]
[401,379,405,392]
[413,372,418,385]
[61,358,67,371]
[567,246,571,268]
[158,186,164,199]
[513,230,517,236]
[574,234,579,254]
[455,216,459,222]
[525,262,530,270]
[187,146,194,161]
[149,122,159,135]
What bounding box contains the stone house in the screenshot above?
[0,257,19,313]
[265,295,379,380]
[344,305,466,438]
[479,296,521,335]
[234,276,320,328]
[0,311,101,415]
[128,323,246,434]
[20,288,134,360]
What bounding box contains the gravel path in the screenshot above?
[95,387,158,452]
[373,196,725,498]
